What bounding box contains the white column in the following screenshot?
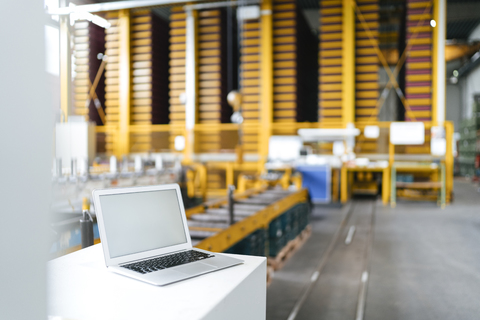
[0,1,51,318]
[59,13,72,122]
[184,9,197,161]
[436,0,446,125]
[185,10,197,131]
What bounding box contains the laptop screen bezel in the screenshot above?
[92,184,193,267]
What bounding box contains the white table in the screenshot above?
[47,244,266,320]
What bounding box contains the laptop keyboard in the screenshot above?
[122,250,215,274]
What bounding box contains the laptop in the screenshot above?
[92,184,243,286]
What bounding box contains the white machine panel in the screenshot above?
[55,120,96,173]
[268,136,302,162]
[390,122,425,145]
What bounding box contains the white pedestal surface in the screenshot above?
[47,244,266,320]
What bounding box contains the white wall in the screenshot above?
[458,23,480,119]
[445,59,463,129]
[460,64,480,119]
[0,1,52,319]
[446,83,461,129]
[468,22,480,42]
[45,24,61,114]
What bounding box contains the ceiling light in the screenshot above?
[70,11,111,29]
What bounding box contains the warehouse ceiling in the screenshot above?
[70,0,480,40]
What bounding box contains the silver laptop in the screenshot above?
[92,184,243,286]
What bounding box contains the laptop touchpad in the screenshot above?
[174,263,215,275]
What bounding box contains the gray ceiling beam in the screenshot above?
[446,2,480,22]
[47,0,203,15]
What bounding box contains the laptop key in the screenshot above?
[122,250,214,274]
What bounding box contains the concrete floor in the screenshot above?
[267,180,480,320]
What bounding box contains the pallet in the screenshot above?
[396,181,442,189]
[267,225,312,271]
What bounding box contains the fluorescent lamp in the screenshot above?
[70,11,111,29]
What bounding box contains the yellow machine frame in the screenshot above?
[60,0,452,206]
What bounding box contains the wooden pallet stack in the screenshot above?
[403,0,433,154]
[405,0,433,122]
[197,9,230,191]
[355,0,379,153]
[239,12,261,154]
[272,0,318,130]
[130,10,170,152]
[103,10,170,154]
[197,9,229,153]
[104,12,121,155]
[267,225,311,270]
[72,21,106,125]
[169,8,231,190]
[272,0,297,129]
[378,0,401,64]
[169,7,187,150]
[318,0,343,125]
[355,1,379,123]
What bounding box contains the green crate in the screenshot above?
[266,202,311,257]
[460,119,470,128]
[459,156,476,164]
[459,162,476,177]
[460,127,477,140]
[225,229,267,256]
[473,102,480,113]
[459,139,476,153]
[268,236,287,257]
[268,217,284,239]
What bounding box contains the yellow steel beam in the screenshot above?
[117,121,449,135]
[85,57,107,124]
[86,78,106,125]
[433,0,447,126]
[354,3,417,121]
[380,45,480,65]
[260,0,273,171]
[332,169,340,202]
[205,162,259,171]
[185,204,207,218]
[382,166,390,205]
[432,0,438,125]
[389,141,395,167]
[60,15,71,122]
[445,43,480,62]
[195,189,308,252]
[342,0,355,127]
[364,2,432,122]
[204,186,268,208]
[184,9,198,164]
[341,166,390,205]
[189,226,224,233]
[341,166,348,203]
[226,162,234,187]
[445,120,453,202]
[118,9,131,156]
[95,125,119,133]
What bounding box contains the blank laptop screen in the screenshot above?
[99,189,188,258]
